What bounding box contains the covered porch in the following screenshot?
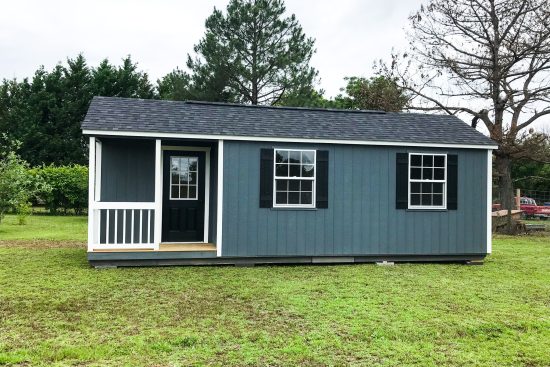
[86,136,223,256]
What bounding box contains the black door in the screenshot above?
[162,151,205,242]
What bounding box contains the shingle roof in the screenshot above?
[82,96,496,147]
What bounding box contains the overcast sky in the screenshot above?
[1,0,548,132]
[0,0,423,98]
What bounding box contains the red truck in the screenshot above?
[520,197,550,220]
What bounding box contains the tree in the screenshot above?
[0,55,157,166]
[91,56,155,99]
[378,0,550,211]
[187,0,318,105]
[0,151,48,223]
[334,76,409,111]
[157,68,195,101]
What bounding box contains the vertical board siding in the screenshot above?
[100,139,155,202]
[222,141,488,257]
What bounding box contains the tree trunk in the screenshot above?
[495,154,514,210]
[495,154,515,234]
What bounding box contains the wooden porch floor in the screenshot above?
[91,243,216,253]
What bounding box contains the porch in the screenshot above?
[87,136,223,255]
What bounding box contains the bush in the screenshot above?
[0,151,48,223]
[33,165,88,215]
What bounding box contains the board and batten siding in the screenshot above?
[222,141,488,257]
[100,138,156,202]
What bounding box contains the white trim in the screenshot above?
[487,149,492,254]
[272,148,316,209]
[407,153,447,210]
[154,139,162,250]
[91,244,155,250]
[87,137,96,250]
[162,146,211,152]
[204,149,210,243]
[91,202,156,210]
[161,146,211,244]
[83,129,498,150]
[216,140,224,257]
[95,139,102,201]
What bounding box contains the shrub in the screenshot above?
[0,151,48,223]
[33,165,88,215]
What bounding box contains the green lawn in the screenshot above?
[0,217,549,366]
[0,214,87,242]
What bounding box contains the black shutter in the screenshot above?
[396,153,408,209]
[447,154,458,210]
[316,150,329,208]
[259,148,274,208]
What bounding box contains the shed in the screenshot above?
[82,96,497,266]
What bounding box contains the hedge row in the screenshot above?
[30,165,88,215]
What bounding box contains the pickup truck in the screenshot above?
[520,197,550,220]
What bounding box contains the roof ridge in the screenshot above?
[93,96,460,118]
[184,100,386,114]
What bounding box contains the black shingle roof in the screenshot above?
[82,96,496,147]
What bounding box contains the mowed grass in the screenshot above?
[0,217,549,366]
[0,214,87,242]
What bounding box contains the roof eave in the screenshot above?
[82,129,498,150]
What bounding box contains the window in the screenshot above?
[408,153,446,209]
[170,156,198,200]
[273,149,316,207]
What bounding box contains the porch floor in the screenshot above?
[91,243,216,253]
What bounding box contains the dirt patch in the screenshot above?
[0,240,86,249]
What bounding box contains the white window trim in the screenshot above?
[272,148,316,209]
[407,152,447,210]
[169,156,199,201]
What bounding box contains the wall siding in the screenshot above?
[222,141,488,257]
[100,138,155,202]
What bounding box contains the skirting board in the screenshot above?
[89,254,487,268]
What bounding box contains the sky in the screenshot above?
[0,0,547,132]
[0,0,422,98]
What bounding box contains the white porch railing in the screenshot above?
[89,202,157,251]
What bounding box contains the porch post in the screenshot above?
[153,139,162,250]
[216,139,224,257]
[87,136,96,251]
[486,149,492,254]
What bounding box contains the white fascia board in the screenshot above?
[82,129,498,150]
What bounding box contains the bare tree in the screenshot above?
[379,0,550,210]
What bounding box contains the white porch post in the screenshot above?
[153,139,162,250]
[487,149,492,254]
[87,137,96,251]
[216,139,224,257]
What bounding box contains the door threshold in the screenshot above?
[159,243,216,252]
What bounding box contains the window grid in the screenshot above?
[408,153,446,209]
[170,156,198,200]
[273,149,316,208]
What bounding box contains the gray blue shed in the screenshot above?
[82,96,497,267]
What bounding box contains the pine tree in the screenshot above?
[188,0,318,105]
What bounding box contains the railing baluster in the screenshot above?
[131,210,135,244]
[139,209,143,244]
[123,210,126,245]
[106,209,110,244]
[147,209,151,244]
[97,209,101,244]
[114,209,118,245]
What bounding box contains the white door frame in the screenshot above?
[160,145,211,244]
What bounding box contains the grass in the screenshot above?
[0,217,549,366]
[0,214,87,242]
